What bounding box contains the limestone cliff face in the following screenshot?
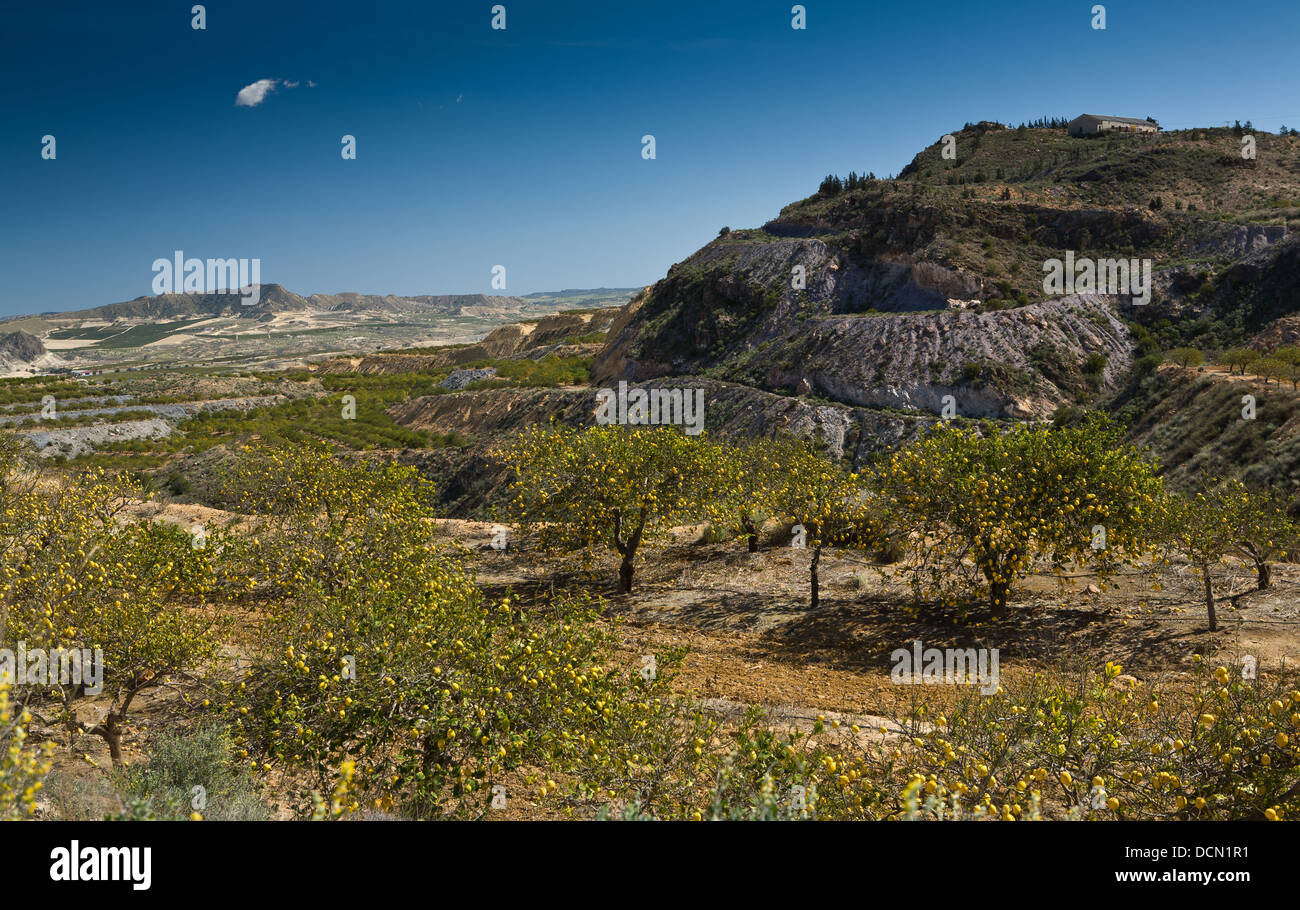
[591,239,1000,388]
[593,222,1134,419]
[724,294,1132,419]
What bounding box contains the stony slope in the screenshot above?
[1113,366,1300,493]
[594,123,1297,421]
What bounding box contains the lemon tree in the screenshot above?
[1215,478,1297,590]
[223,444,684,817]
[717,437,788,552]
[218,443,441,601]
[767,440,876,607]
[877,416,1163,618]
[1167,486,1243,632]
[0,683,54,819]
[1,436,224,766]
[862,660,1300,821]
[501,424,731,594]
[63,520,225,766]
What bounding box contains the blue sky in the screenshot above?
[2,0,1298,316]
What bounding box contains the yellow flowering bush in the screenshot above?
[815,661,1300,820]
[1,436,224,767]
[0,683,54,819]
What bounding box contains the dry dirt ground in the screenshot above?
[446,520,1300,709]
[31,512,1300,820]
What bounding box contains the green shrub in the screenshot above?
[118,725,267,820]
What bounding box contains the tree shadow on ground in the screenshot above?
[739,596,1220,676]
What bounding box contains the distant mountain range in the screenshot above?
[24,284,642,323]
[0,285,642,371]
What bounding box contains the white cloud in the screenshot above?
[235,78,278,107]
[235,78,316,107]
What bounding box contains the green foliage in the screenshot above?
[1167,347,1205,368]
[894,660,1300,821]
[0,436,227,766]
[1222,347,1260,374]
[877,417,1164,616]
[459,355,591,389]
[1165,479,1298,629]
[223,443,725,819]
[117,725,267,820]
[0,684,53,818]
[1253,357,1286,383]
[1134,353,1163,376]
[46,318,213,350]
[502,424,731,593]
[216,443,439,602]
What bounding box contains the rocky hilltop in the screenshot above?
[594,123,1298,420]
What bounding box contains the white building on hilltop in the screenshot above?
[1068,114,1159,137]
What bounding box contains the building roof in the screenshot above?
[1072,114,1159,127]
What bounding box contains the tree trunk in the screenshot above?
[101,715,124,768]
[741,518,759,553]
[809,545,821,608]
[612,508,648,595]
[1256,560,1272,590]
[85,687,141,770]
[1203,569,1218,632]
[989,579,1010,619]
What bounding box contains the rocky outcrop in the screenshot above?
[1190,222,1287,258]
[439,368,497,390]
[0,331,63,376]
[1206,235,1300,331]
[593,202,1139,417]
[19,418,174,459]
[598,291,1131,419]
[0,331,45,362]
